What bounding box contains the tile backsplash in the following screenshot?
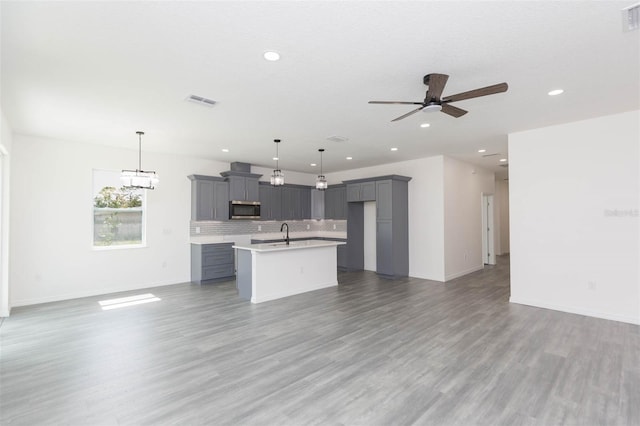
[190,219,347,236]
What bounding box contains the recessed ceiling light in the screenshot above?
[222,148,229,153]
[478,149,486,153]
[310,163,317,167]
[390,147,398,151]
[548,89,564,96]
[264,51,280,61]
[420,123,431,128]
[499,158,507,162]
[273,157,279,161]
[346,157,353,160]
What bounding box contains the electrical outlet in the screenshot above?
[195,226,201,234]
[333,224,336,230]
[258,225,262,231]
[306,224,310,230]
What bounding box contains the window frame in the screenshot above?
[92,169,147,250]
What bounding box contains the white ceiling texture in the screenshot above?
[2,1,639,179]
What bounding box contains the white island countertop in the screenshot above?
[233,239,345,253]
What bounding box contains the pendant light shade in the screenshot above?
[270,139,285,186]
[121,131,159,190]
[315,148,328,190]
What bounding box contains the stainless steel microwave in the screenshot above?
[229,200,261,220]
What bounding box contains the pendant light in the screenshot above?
[270,139,285,186]
[315,148,328,190]
[121,131,159,190]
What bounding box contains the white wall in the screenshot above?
[509,110,640,325]
[443,157,495,280]
[494,178,510,255]
[330,156,446,282]
[10,134,235,306]
[0,110,12,316]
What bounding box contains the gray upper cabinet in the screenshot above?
[281,187,298,220]
[325,185,347,219]
[259,183,282,220]
[220,171,261,202]
[347,182,376,202]
[188,175,229,221]
[300,188,311,219]
[311,189,325,219]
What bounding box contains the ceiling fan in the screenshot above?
[369,73,508,121]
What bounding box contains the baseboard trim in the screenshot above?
[509,296,640,325]
[444,265,484,282]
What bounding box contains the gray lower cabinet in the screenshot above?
[191,243,235,284]
[337,243,348,271]
[188,175,229,221]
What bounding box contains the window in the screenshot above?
[92,169,146,248]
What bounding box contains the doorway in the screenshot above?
[481,194,496,265]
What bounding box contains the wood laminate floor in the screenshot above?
[1,256,639,425]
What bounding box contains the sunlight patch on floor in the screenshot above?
[98,293,161,310]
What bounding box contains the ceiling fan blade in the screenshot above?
[442,82,508,103]
[424,73,449,102]
[391,107,425,122]
[441,103,468,118]
[369,101,423,105]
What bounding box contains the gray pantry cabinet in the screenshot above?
[220,171,261,202]
[188,175,229,221]
[343,175,411,279]
[190,243,235,284]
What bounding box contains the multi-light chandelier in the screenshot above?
[121,131,159,190]
[270,139,284,186]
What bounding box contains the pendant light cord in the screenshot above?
[136,131,144,172]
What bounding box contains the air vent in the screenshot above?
[186,95,217,107]
[623,3,640,31]
[326,135,349,143]
[499,164,509,168]
[482,153,500,158]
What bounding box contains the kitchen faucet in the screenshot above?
[280,223,289,245]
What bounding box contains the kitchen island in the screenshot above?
[233,240,345,303]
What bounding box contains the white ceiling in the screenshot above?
[2,1,639,178]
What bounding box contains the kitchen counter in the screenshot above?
[234,240,345,303]
[233,239,345,253]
